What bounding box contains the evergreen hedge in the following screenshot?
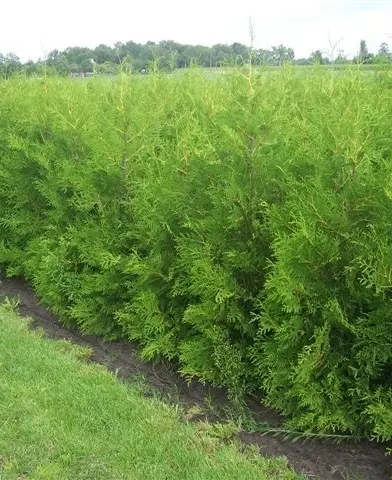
[1,67,392,440]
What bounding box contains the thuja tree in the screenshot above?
[114,70,287,398]
[251,69,392,434]
[0,67,392,439]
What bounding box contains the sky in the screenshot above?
[2,0,392,61]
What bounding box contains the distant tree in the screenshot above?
[64,47,94,70]
[93,44,116,64]
[287,47,295,62]
[375,42,392,63]
[211,44,233,67]
[230,42,250,65]
[253,49,272,65]
[359,39,368,59]
[124,41,142,59]
[46,49,70,75]
[138,43,156,69]
[80,58,93,74]
[354,39,374,64]
[157,54,174,72]
[310,50,324,64]
[271,45,295,65]
[24,60,39,76]
[334,50,349,65]
[113,42,126,63]
[378,42,390,57]
[154,40,182,71]
[10,37,386,76]
[194,45,213,68]
[0,53,21,78]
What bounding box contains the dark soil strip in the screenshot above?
[0,277,390,480]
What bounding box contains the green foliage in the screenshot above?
[1,67,392,442]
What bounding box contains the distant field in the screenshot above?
[168,63,392,76]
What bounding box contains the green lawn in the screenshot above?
[0,301,301,480]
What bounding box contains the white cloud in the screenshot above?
[1,0,391,61]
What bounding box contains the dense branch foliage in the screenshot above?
[0,68,392,441]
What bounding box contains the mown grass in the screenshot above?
[0,301,301,480]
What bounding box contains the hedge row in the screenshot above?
[1,68,392,439]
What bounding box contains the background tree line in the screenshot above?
[0,39,391,77]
